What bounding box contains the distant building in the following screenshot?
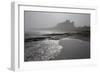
[54,20,76,31]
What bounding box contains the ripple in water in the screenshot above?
[24,39,63,61]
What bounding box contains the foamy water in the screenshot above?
[24,30,90,61]
[24,39,63,61]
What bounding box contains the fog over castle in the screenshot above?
[24,11,90,32]
[53,20,75,31]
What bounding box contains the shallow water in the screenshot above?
[24,39,63,61]
[24,30,90,61]
[55,38,90,60]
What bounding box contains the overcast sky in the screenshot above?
[24,11,90,31]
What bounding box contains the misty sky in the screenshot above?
[24,11,90,31]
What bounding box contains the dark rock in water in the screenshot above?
[25,30,90,42]
[25,36,50,42]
